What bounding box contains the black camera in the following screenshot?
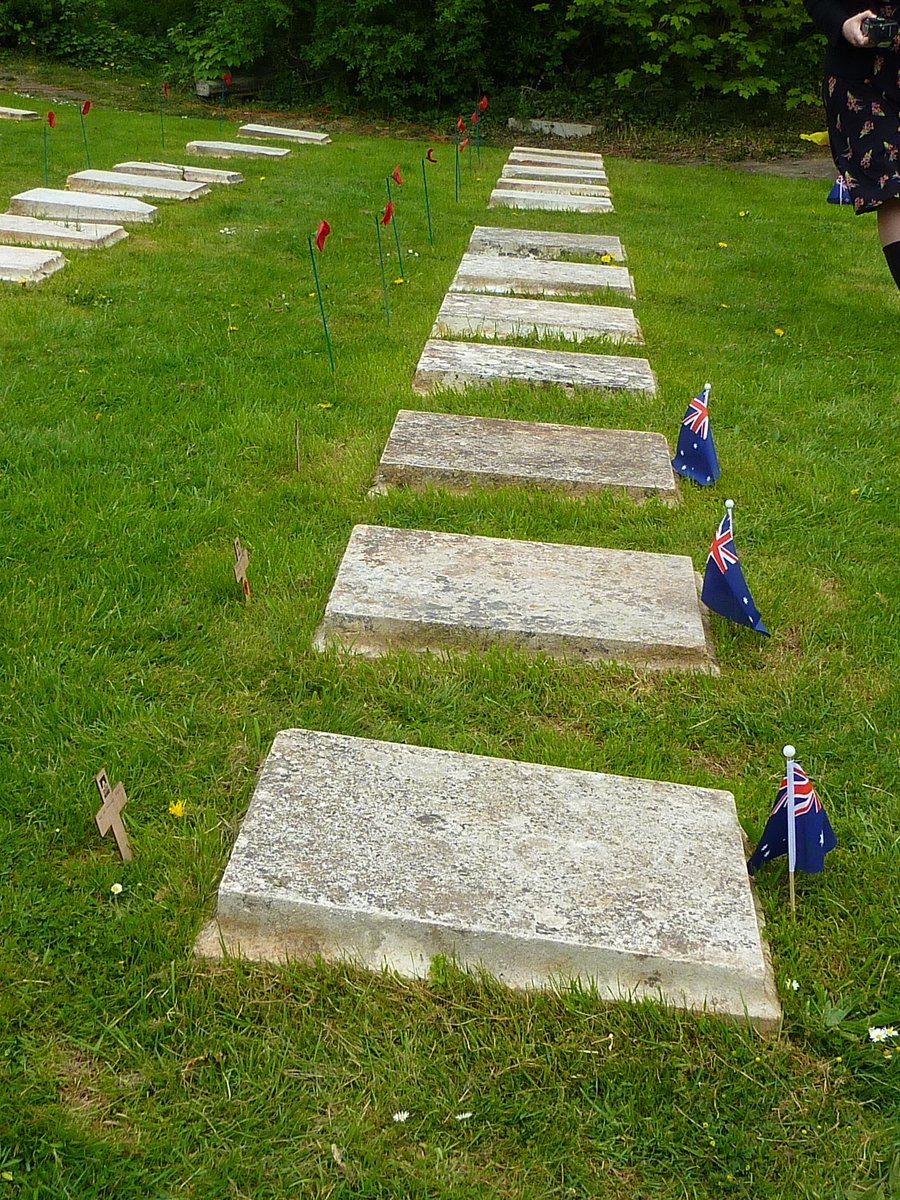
[863,16,899,46]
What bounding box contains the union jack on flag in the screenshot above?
[700,502,768,634]
[672,382,719,485]
[747,759,837,875]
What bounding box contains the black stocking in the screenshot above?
[882,240,900,290]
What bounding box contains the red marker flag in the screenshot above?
[391,165,403,187]
[456,116,465,133]
[381,200,394,226]
[471,111,478,126]
[459,136,469,151]
[478,94,488,112]
[81,100,91,116]
[426,147,436,163]
[223,72,232,86]
[47,111,56,128]
[314,219,331,251]
[162,81,169,98]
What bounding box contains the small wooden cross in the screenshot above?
[233,537,250,599]
[94,769,133,861]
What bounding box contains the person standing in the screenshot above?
[805,0,900,288]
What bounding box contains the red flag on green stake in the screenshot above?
[391,165,403,187]
[381,201,394,226]
[478,94,488,112]
[81,99,91,116]
[426,147,436,163]
[223,72,232,86]
[459,136,469,151]
[47,111,56,128]
[456,116,465,132]
[314,220,331,251]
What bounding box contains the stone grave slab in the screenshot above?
[185,140,291,159]
[238,123,331,144]
[67,169,209,201]
[0,246,65,284]
[0,214,128,250]
[450,252,634,298]
[498,177,612,198]
[113,161,243,186]
[413,340,655,396]
[502,163,609,183]
[9,188,157,225]
[373,409,675,501]
[0,106,39,120]
[197,728,778,1028]
[313,524,711,670]
[512,145,606,162]
[508,118,595,137]
[489,189,613,214]
[432,292,642,344]
[468,226,625,261]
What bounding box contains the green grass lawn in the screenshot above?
[0,86,898,1200]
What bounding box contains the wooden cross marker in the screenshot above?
[233,537,250,599]
[94,769,133,861]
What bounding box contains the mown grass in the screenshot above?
[0,85,898,1199]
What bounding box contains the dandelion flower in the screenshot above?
[718,241,728,248]
[393,278,405,285]
[392,1110,410,1123]
[318,402,332,409]
[600,253,613,264]
[110,882,123,895]
[168,800,185,818]
[739,210,749,217]
[259,176,266,181]
[227,325,238,332]
[719,303,731,309]
[774,328,785,337]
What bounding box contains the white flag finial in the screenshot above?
[783,744,796,760]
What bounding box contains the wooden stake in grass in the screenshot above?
[233,537,250,600]
[375,210,391,326]
[783,744,798,916]
[421,154,434,246]
[385,170,405,280]
[79,99,92,169]
[159,81,168,151]
[309,221,336,372]
[94,768,133,862]
[43,110,55,185]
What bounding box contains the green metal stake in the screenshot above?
[421,159,433,246]
[79,108,91,169]
[42,125,49,185]
[455,136,461,202]
[375,215,390,326]
[467,130,473,173]
[159,90,166,151]
[385,178,405,280]
[475,115,481,163]
[307,234,335,372]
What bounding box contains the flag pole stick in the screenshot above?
[159,92,166,151]
[455,137,462,202]
[421,159,433,245]
[307,234,335,373]
[375,215,390,326]
[475,113,481,163]
[42,124,49,185]
[784,744,797,916]
[79,109,91,169]
[385,178,404,280]
[467,130,473,173]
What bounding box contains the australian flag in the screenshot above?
[747,761,837,875]
[672,383,720,486]
[701,502,769,635]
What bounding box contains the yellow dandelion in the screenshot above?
[78,367,88,374]
[718,241,728,248]
[739,209,749,217]
[719,303,731,309]
[600,253,613,264]
[318,402,333,409]
[393,277,405,285]
[774,327,785,336]
[227,324,238,332]
[168,800,185,818]
[308,291,316,298]
[259,175,266,181]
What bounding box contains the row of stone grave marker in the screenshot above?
[0,113,328,284]
[201,145,781,1032]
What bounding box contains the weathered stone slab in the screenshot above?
[313,524,710,670]
[413,340,655,396]
[198,728,777,1028]
[0,245,65,284]
[498,177,612,197]
[0,214,128,250]
[502,163,608,183]
[185,140,290,159]
[238,123,331,144]
[508,118,595,138]
[450,252,634,298]
[373,410,674,501]
[489,189,613,214]
[468,226,625,261]
[432,292,642,344]
[67,170,209,201]
[113,161,244,186]
[512,145,605,162]
[9,188,157,225]
[0,106,39,120]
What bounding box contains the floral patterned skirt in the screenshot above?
[824,29,900,213]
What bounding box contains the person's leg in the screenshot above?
[877,199,900,287]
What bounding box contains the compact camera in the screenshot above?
[863,16,899,46]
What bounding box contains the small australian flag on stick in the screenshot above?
[748,749,837,883]
[701,500,768,635]
[672,382,719,486]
